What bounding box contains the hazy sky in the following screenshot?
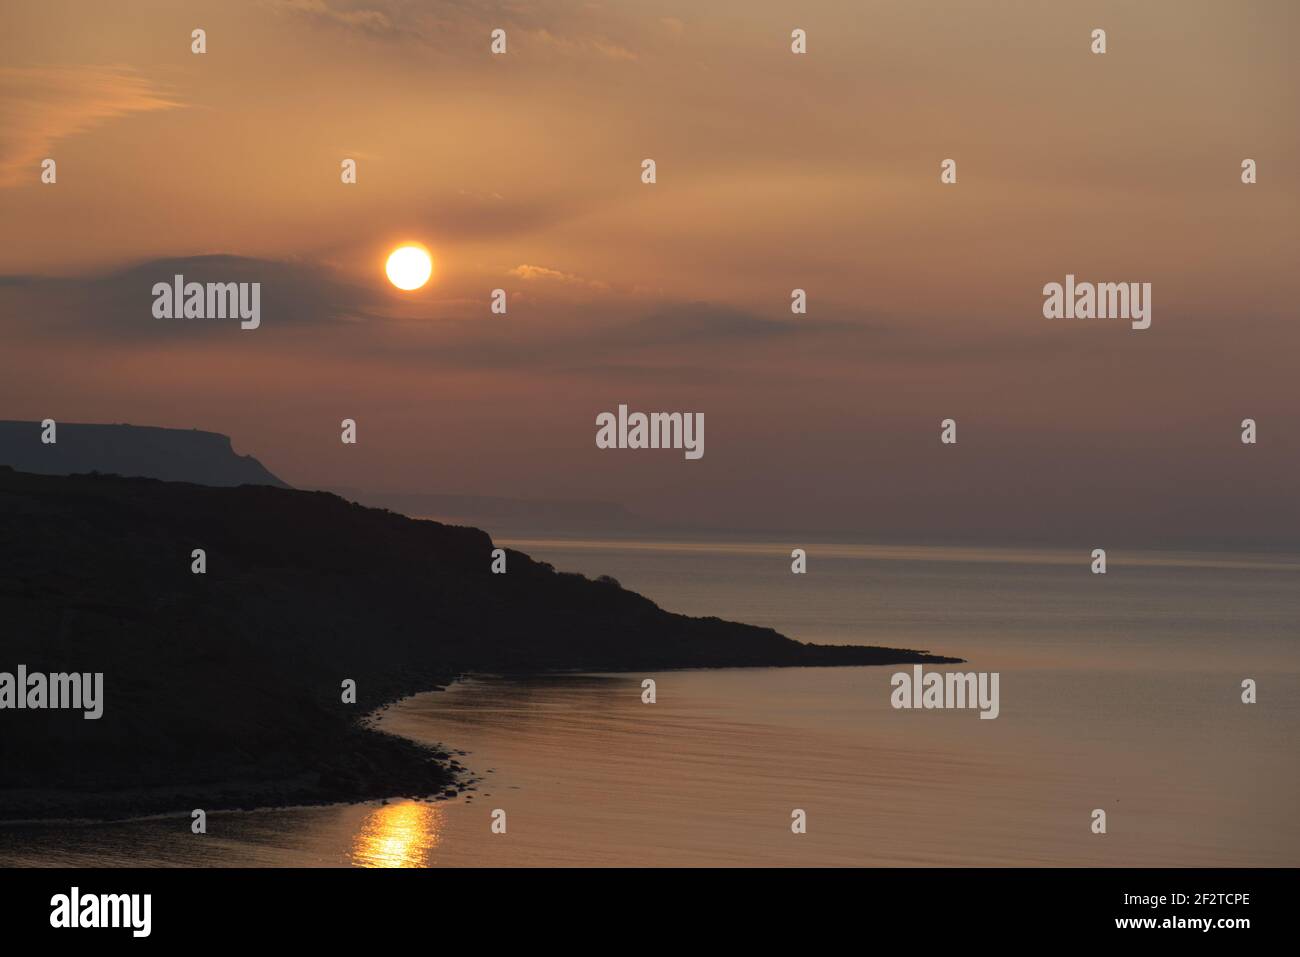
[1,0,1297,543]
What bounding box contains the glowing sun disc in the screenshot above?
[386,245,433,290]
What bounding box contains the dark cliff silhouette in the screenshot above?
[0,467,959,820]
[0,421,287,488]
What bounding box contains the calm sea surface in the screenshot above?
[4,539,1298,866]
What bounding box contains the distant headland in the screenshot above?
[0,420,287,489]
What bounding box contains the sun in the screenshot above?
[385,244,433,291]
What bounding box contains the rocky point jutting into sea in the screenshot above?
[0,425,960,822]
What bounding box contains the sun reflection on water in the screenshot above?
[350,801,443,868]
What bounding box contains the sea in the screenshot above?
[3,537,1297,866]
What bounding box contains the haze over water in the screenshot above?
[3,538,1297,867]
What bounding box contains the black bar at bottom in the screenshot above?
[0,866,1283,944]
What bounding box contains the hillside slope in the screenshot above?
[0,468,959,820]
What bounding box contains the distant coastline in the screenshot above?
[0,420,287,489]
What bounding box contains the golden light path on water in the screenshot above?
[350,802,443,868]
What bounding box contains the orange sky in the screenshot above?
[1,0,1297,542]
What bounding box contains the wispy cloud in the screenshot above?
[270,0,394,33]
[509,264,609,290]
[525,28,637,62]
[0,255,381,340]
[0,65,181,188]
[268,0,641,60]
